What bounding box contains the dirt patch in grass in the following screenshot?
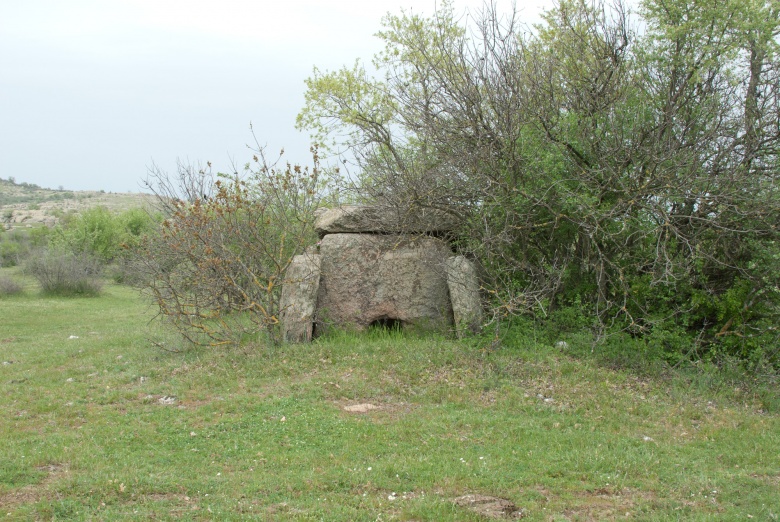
[343,403,379,413]
[453,494,527,519]
[750,473,780,485]
[555,487,658,521]
[139,492,200,505]
[335,399,417,422]
[0,463,68,512]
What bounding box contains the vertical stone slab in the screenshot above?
[279,253,321,343]
[316,233,453,333]
[446,256,483,337]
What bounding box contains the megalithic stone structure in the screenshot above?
[279,205,483,341]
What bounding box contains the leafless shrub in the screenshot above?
[0,276,24,296]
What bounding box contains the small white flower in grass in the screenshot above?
[367,467,372,471]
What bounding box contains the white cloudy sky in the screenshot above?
[1,0,546,193]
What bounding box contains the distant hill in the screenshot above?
[0,177,153,230]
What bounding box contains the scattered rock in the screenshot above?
[68,335,79,340]
[343,403,378,413]
[453,494,526,519]
[157,396,177,405]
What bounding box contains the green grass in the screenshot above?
[1,271,778,520]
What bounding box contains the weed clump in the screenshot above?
[24,249,103,296]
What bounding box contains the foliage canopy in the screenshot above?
[298,0,780,364]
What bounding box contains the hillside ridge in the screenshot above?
[1,177,152,229]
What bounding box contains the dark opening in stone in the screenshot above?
[368,316,405,331]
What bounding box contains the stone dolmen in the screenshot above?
[279,205,482,342]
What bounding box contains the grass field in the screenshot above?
[1,269,779,520]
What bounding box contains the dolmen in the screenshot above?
[279,205,482,342]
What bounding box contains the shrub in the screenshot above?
[0,276,23,296]
[53,206,120,262]
[24,249,103,296]
[0,240,21,267]
[298,0,780,368]
[129,147,333,347]
[53,206,157,266]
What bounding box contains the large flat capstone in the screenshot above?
[314,205,459,237]
[315,233,453,333]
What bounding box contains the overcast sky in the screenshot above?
[1,0,546,193]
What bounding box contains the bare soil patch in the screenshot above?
[0,463,69,512]
[453,494,527,519]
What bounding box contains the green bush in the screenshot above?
[297,0,780,369]
[0,240,21,267]
[53,206,157,264]
[54,206,120,262]
[24,249,103,296]
[27,226,51,248]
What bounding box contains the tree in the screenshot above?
[298,0,780,363]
